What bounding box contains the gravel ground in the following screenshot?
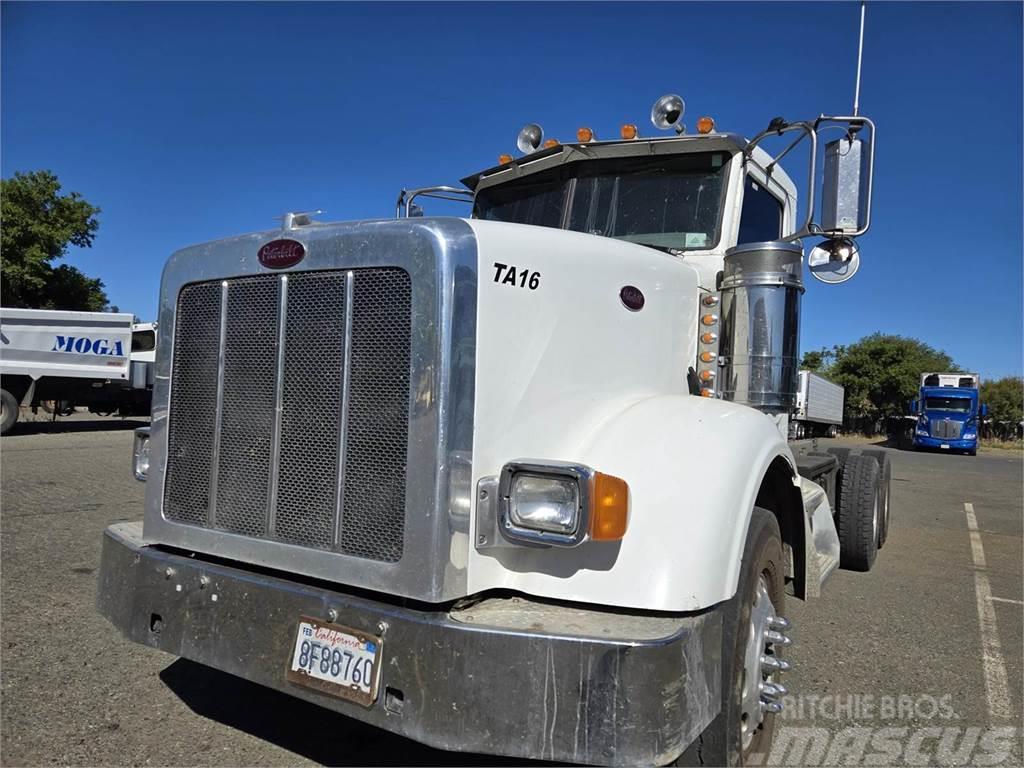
[1,421,1021,766]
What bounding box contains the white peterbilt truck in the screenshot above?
[98,92,892,765]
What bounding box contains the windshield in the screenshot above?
[474,152,729,251]
[925,397,973,413]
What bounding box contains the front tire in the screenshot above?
[676,508,790,766]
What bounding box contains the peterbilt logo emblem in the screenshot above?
[619,285,645,311]
[258,239,305,269]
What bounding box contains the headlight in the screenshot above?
[508,474,580,534]
[133,427,151,481]
[497,461,629,547]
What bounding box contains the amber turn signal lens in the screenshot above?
[576,126,595,143]
[702,295,719,306]
[696,116,716,134]
[700,388,715,398]
[700,332,718,344]
[543,138,560,148]
[701,314,718,326]
[498,154,513,164]
[700,351,716,363]
[620,123,638,140]
[590,472,629,541]
[699,369,715,382]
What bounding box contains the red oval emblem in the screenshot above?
[258,239,305,269]
[620,285,645,311]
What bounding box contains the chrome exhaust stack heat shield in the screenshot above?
[718,241,804,414]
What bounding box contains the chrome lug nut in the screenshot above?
[768,615,791,632]
[761,699,784,714]
[760,654,792,673]
[759,681,788,700]
[765,629,792,646]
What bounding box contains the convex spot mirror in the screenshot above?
[808,237,860,285]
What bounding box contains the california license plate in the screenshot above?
[286,616,382,707]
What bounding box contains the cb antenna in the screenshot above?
[853,1,866,116]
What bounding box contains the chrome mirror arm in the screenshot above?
[396,186,474,218]
[744,120,817,242]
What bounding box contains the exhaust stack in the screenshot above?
[718,241,804,414]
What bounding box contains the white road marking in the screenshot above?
[964,502,1013,720]
[987,595,1024,606]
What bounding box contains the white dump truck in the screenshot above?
[98,90,892,765]
[0,308,156,434]
[792,370,845,438]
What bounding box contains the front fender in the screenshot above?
[467,395,797,612]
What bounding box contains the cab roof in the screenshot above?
[461,132,796,201]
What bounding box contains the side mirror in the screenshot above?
[980,403,989,418]
[821,129,872,235]
[808,237,861,284]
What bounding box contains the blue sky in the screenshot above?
[3,2,1021,379]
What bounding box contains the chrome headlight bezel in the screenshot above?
[132,426,151,481]
[497,460,593,547]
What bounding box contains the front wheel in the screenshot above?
[676,508,791,766]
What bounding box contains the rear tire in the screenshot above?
[836,454,881,571]
[675,508,788,766]
[859,450,892,548]
[0,388,19,435]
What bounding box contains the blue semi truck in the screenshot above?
[912,372,986,455]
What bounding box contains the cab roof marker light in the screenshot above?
[576,127,596,143]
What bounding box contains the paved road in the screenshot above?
[1,422,1021,766]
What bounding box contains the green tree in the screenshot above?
[980,376,1023,427]
[1,170,107,310]
[801,346,839,372]
[823,334,958,421]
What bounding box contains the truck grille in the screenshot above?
[930,419,963,439]
[163,269,412,562]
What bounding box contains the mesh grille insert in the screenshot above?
[162,268,412,561]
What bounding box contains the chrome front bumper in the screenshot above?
[98,522,722,766]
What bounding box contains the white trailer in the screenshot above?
[0,308,155,434]
[793,370,845,438]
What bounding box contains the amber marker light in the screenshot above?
[700,388,715,398]
[702,295,719,306]
[701,314,719,326]
[543,138,560,148]
[696,116,716,134]
[699,370,716,382]
[620,123,638,140]
[576,126,595,143]
[498,154,513,164]
[700,332,718,344]
[590,472,629,541]
[700,351,717,363]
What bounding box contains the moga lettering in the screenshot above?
[51,336,124,357]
